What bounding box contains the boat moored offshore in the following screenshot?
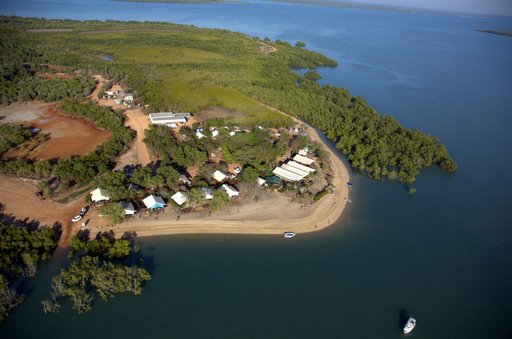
[403,317,416,334]
[283,232,296,238]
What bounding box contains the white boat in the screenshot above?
[283,232,296,238]
[403,317,416,334]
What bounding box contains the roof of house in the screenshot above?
[257,177,266,186]
[171,192,187,206]
[212,170,228,182]
[293,154,315,166]
[286,160,315,173]
[272,166,303,182]
[201,187,214,200]
[90,188,110,202]
[221,184,239,197]
[149,112,190,124]
[280,163,309,178]
[195,131,206,139]
[143,195,166,208]
[120,201,136,214]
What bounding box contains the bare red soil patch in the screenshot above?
[0,177,110,246]
[5,103,110,160]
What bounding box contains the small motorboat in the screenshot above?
[403,317,416,334]
[347,182,353,189]
[283,232,296,238]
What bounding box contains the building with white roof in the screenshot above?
[212,170,228,182]
[221,184,239,198]
[286,160,315,173]
[201,187,214,200]
[149,112,190,125]
[272,167,303,182]
[280,163,309,178]
[143,195,166,209]
[195,130,206,139]
[171,192,187,206]
[120,201,136,215]
[90,188,110,202]
[257,177,266,186]
[293,154,315,166]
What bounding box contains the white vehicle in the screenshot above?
[71,215,82,223]
[283,232,296,238]
[403,317,416,334]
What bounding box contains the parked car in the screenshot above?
[80,206,88,216]
[72,215,82,223]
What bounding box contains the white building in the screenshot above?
[201,187,214,200]
[211,129,219,138]
[271,159,315,182]
[280,163,309,178]
[149,112,191,125]
[257,177,266,186]
[195,130,206,139]
[143,195,166,209]
[120,201,136,215]
[221,184,239,198]
[286,160,315,174]
[272,167,304,182]
[90,188,110,202]
[171,192,187,206]
[212,170,228,182]
[293,154,315,166]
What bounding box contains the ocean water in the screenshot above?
[1,1,512,338]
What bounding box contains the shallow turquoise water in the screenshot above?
[1,1,511,338]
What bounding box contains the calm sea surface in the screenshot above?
[1,1,512,338]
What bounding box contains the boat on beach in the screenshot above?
[403,317,416,334]
[283,232,296,238]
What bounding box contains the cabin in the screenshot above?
[212,170,228,182]
[221,184,239,199]
[257,177,267,186]
[120,201,136,215]
[143,195,166,209]
[171,192,187,206]
[90,188,110,202]
[195,130,206,139]
[201,187,214,200]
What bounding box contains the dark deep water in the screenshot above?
[1,1,512,338]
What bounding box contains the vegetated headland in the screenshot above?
[116,0,227,3]
[0,15,456,236]
[0,15,457,319]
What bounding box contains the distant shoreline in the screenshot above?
[475,29,512,37]
[114,0,229,3]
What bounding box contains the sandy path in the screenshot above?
[115,109,151,168]
[92,105,350,238]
